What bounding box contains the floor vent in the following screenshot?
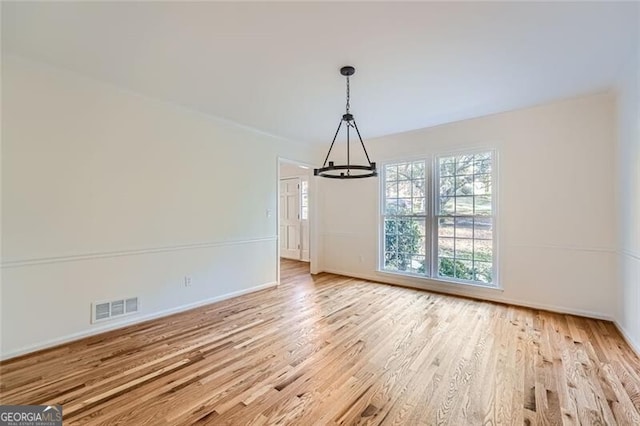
[92,297,139,323]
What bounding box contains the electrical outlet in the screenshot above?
[184,275,192,287]
[359,255,365,263]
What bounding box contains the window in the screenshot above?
[381,150,496,287]
[383,161,428,274]
[436,152,494,284]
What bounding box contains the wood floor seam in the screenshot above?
[1,259,639,425]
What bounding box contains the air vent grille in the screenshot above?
[95,302,110,321]
[125,297,138,313]
[92,297,139,323]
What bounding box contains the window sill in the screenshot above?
[375,269,503,292]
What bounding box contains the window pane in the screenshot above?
[438,238,454,257]
[474,195,492,215]
[397,163,411,180]
[385,233,398,250]
[398,198,412,214]
[385,219,398,235]
[440,197,455,215]
[474,217,492,240]
[384,252,398,271]
[412,161,425,179]
[456,155,474,175]
[385,198,398,215]
[386,182,397,198]
[455,197,473,215]
[397,223,412,252]
[412,197,426,214]
[411,255,426,274]
[412,179,425,198]
[396,253,410,272]
[454,217,473,238]
[438,217,454,237]
[475,159,492,175]
[455,260,474,280]
[474,239,493,262]
[440,177,455,197]
[438,257,455,278]
[397,219,425,255]
[440,158,455,177]
[455,239,473,260]
[474,175,491,195]
[398,180,412,198]
[474,261,493,283]
[385,164,398,182]
[455,176,473,196]
[475,152,491,162]
[414,235,426,255]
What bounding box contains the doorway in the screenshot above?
[280,177,302,260]
[278,161,311,263]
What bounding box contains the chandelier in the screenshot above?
[314,66,377,179]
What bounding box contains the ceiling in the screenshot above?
[2,2,638,145]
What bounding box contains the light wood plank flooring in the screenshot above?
[1,259,640,425]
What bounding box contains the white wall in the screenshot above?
[317,92,618,319]
[279,162,310,179]
[1,55,312,359]
[616,43,640,351]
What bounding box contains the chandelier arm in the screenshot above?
[352,119,373,166]
[346,118,350,173]
[321,119,344,167]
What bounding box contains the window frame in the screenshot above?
[379,158,432,277]
[378,148,499,289]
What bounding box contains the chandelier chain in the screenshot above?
[345,76,351,114]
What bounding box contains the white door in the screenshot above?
[280,178,301,260]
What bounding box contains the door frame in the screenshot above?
[276,157,318,286]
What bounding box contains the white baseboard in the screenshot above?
[321,268,614,321]
[613,321,640,357]
[1,281,278,361]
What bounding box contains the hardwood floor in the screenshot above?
[1,259,640,425]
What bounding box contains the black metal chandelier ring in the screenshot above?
[314,163,377,179]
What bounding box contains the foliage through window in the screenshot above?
[382,151,496,286]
